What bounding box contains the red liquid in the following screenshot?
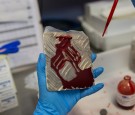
[118,76,135,95]
[51,35,94,89]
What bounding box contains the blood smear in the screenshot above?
[51,35,94,89]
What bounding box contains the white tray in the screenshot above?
[69,46,135,115]
[79,17,135,51]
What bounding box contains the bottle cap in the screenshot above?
[124,75,131,80]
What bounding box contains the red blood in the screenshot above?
[51,35,94,89]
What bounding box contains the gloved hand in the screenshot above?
[131,0,135,7]
[34,53,104,115]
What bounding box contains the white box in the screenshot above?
[79,18,135,50]
[0,92,18,112]
[84,0,135,35]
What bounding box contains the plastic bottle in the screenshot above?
[116,75,135,109]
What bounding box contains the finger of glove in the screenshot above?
[80,83,104,98]
[37,53,47,96]
[93,67,104,78]
[131,0,135,7]
[91,53,96,63]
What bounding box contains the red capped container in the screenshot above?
[116,75,135,109]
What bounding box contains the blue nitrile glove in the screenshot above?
[131,0,135,7]
[34,53,104,115]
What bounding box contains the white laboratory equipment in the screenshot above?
[79,0,135,50]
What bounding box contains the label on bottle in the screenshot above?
[116,92,135,107]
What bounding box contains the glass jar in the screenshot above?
[116,75,135,109]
